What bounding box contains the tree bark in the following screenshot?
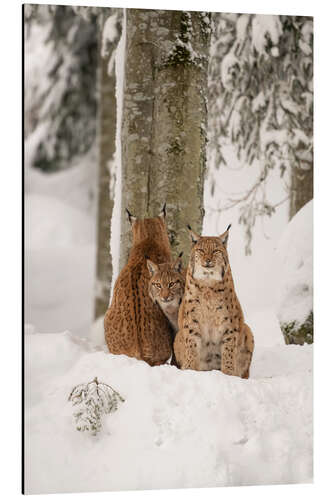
[120,9,210,269]
[94,12,120,319]
[289,165,313,220]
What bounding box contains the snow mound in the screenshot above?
[275,200,313,328]
[25,330,95,408]
[25,331,312,494]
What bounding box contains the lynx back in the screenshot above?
[104,206,174,366]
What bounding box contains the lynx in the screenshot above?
[147,254,185,332]
[174,225,254,378]
[104,206,174,366]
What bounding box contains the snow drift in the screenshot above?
[275,200,313,343]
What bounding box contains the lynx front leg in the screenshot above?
[220,332,237,376]
[235,324,254,379]
[174,329,201,370]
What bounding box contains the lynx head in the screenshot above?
[126,203,170,248]
[147,254,185,307]
[187,224,231,282]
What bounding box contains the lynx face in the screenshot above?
[188,225,231,282]
[147,256,185,331]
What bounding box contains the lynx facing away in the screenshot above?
[174,226,254,378]
[147,254,185,333]
[104,207,174,366]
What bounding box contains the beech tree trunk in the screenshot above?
[119,9,210,269]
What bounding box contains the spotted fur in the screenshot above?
[174,226,254,378]
[104,208,174,366]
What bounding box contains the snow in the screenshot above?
[251,15,283,55]
[24,329,312,494]
[101,13,119,59]
[275,200,313,326]
[252,91,266,113]
[25,176,96,337]
[220,52,239,90]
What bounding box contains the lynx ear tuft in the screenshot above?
[146,259,158,276]
[187,225,200,245]
[219,224,231,246]
[126,208,137,225]
[159,203,167,219]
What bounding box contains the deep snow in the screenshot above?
[24,329,312,494]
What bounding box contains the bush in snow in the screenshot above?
[68,376,125,435]
[275,200,313,345]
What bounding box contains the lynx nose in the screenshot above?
[204,259,213,267]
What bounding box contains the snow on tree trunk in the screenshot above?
[119,10,210,269]
[275,200,313,345]
[94,11,121,319]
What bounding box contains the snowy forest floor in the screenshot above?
[24,325,312,494]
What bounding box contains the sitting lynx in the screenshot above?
[104,206,174,366]
[147,253,185,332]
[174,225,254,378]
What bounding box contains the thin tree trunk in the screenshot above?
[94,12,120,319]
[289,165,313,220]
[120,9,210,269]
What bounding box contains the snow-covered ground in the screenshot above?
[24,328,312,494]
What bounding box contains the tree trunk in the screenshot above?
[120,9,210,269]
[94,11,121,319]
[289,164,313,220]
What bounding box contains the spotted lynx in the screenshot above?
[147,254,185,332]
[174,225,254,378]
[104,206,174,366]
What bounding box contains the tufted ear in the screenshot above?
[219,224,231,247]
[126,208,137,226]
[173,251,183,273]
[187,225,200,245]
[146,259,159,277]
[159,202,167,219]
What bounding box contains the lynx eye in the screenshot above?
[153,283,161,288]
[197,249,204,254]
[213,249,222,254]
[168,282,175,288]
